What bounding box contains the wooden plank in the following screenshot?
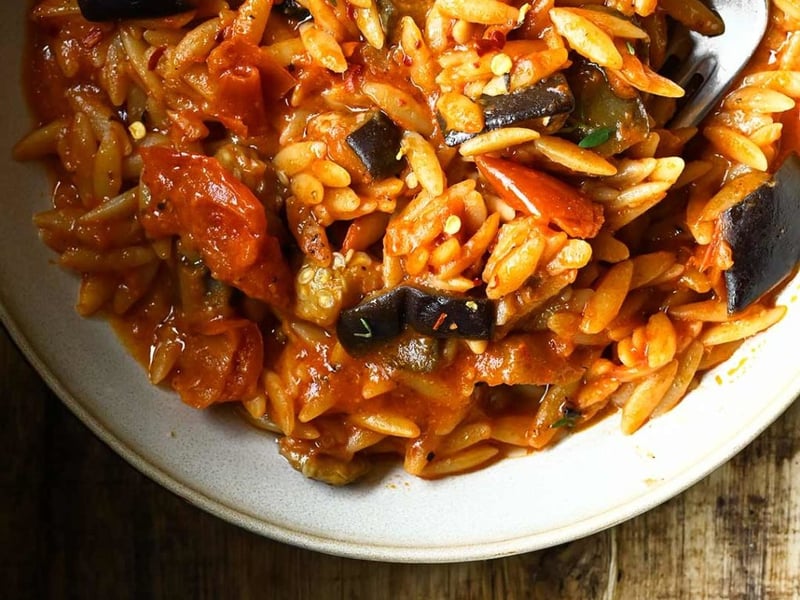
[615,399,800,599]
[1,325,49,600]
[2,324,798,599]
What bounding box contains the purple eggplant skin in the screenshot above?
[443,74,575,147]
[721,152,800,313]
[345,112,405,180]
[79,0,313,22]
[78,0,194,21]
[336,287,406,355]
[273,0,311,20]
[403,287,494,340]
[336,286,494,355]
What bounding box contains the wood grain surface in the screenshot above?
[2,323,799,600]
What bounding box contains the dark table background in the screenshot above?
[3,324,799,599]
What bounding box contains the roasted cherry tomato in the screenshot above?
[140,146,292,308]
[475,155,604,239]
[207,37,296,138]
[172,319,264,408]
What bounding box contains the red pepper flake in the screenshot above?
[475,30,506,56]
[82,27,104,50]
[431,312,448,331]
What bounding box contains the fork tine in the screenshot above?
[669,57,724,129]
[660,23,694,73]
[666,31,722,128]
[662,26,710,88]
[663,0,769,129]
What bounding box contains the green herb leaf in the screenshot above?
[551,404,582,429]
[551,415,579,429]
[353,318,373,339]
[578,126,614,149]
[626,41,636,55]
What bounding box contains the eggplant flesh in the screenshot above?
[336,286,494,355]
[564,59,649,156]
[345,111,405,180]
[391,335,442,373]
[443,74,575,147]
[721,152,800,313]
[78,0,194,21]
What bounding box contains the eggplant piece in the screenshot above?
[345,112,405,180]
[404,287,494,339]
[443,74,575,147]
[336,287,406,354]
[273,0,311,21]
[721,152,800,313]
[336,286,494,355]
[564,59,649,156]
[78,0,194,21]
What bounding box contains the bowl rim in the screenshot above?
[3,297,798,563]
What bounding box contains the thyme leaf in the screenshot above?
[352,318,373,339]
[578,126,615,149]
[551,416,579,429]
[551,404,582,429]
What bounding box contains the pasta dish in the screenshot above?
[15,0,800,484]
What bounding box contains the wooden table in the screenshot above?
[2,323,799,600]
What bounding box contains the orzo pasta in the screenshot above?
[14,0,800,484]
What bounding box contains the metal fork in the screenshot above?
[666,0,770,129]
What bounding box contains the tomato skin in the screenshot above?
[475,155,604,239]
[173,319,264,408]
[140,146,292,308]
[207,37,296,138]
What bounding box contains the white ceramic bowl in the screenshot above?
[2,2,799,563]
